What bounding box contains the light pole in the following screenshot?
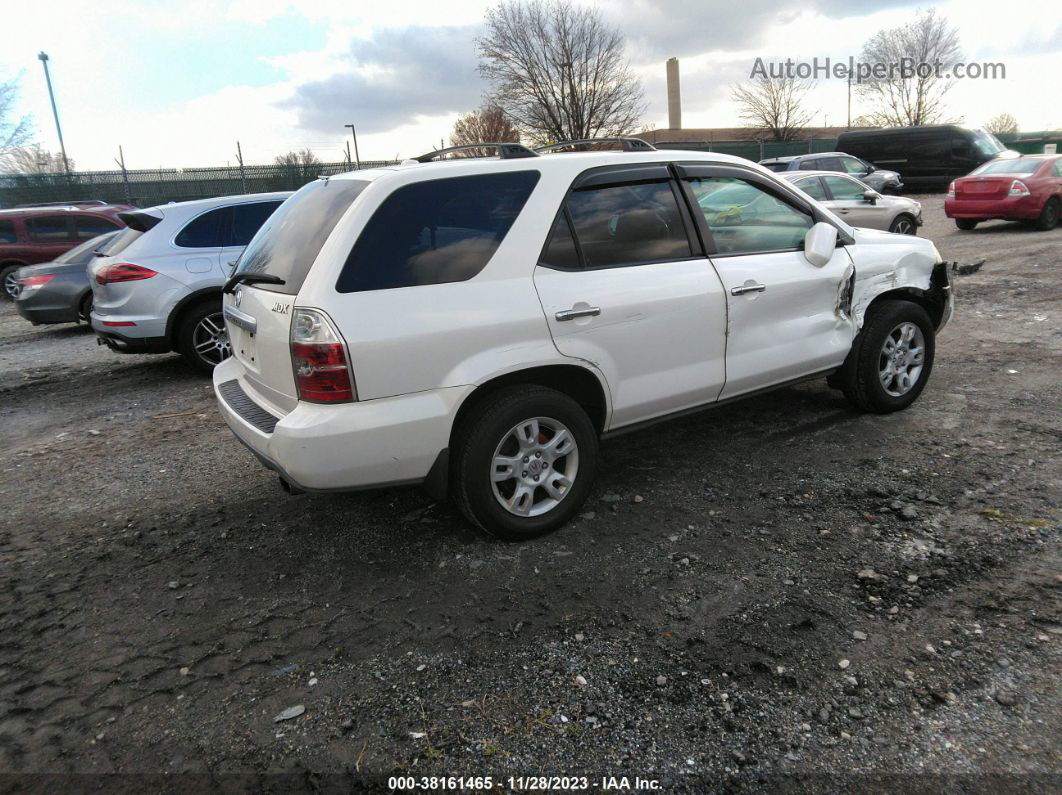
[37,52,70,175]
[344,124,361,170]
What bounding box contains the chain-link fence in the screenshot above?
[0,160,399,208]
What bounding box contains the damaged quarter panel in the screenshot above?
[848,227,952,332]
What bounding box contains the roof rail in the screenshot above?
[411,143,539,163]
[536,137,657,154]
[15,199,110,208]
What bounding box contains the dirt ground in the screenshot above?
[1,195,1059,793]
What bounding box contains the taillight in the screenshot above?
[946,181,956,198]
[1008,180,1030,196]
[19,274,56,289]
[290,308,355,404]
[95,263,157,284]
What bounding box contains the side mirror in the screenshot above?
[803,222,838,267]
[865,163,876,173]
[863,190,880,204]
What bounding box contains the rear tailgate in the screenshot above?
[224,286,298,413]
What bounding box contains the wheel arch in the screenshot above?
[862,286,946,330]
[165,287,222,348]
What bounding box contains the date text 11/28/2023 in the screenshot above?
[387,775,662,791]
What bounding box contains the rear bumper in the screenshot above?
[15,299,80,325]
[944,195,1042,220]
[94,328,171,354]
[212,357,471,492]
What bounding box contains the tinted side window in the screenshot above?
[337,171,540,293]
[687,176,812,255]
[822,175,866,201]
[841,157,866,174]
[908,134,947,160]
[0,220,16,244]
[1054,160,1062,177]
[74,215,120,240]
[540,212,580,269]
[229,201,282,247]
[816,157,844,172]
[794,177,827,201]
[798,159,820,170]
[26,215,72,242]
[565,182,691,268]
[175,207,229,248]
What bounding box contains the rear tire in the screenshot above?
[451,385,598,541]
[1035,197,1060,231]
[835,300,935,414]
[889,214,917,235]
[955,218,978,231]
[1,265,20,300]
[176,299,230,374]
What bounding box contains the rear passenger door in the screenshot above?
[533,164,728,428]
[679,164,855,398]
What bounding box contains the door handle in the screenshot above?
[730,283,766,296]
[555,306,601,321]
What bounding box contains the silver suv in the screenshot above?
[89,193,289,372]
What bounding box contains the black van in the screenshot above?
[836,125,1018,191]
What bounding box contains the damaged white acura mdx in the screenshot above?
[213,140,952,541]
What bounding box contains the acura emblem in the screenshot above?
[234,287,243,307]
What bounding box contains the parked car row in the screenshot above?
[8,137,1057,539]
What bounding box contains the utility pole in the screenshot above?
[847,74,852,129]
[114,146,131,205]
[235,141,247,193]
[344,124,361,169]
[37,52,70,176]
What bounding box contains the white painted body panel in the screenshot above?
[533,260,727,428]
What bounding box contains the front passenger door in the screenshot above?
[821,174,889,228]
[682,167,855,398]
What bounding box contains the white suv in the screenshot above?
[90,192,290,372]
[213,142,952,540]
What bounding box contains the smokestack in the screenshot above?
[666,57,681,130]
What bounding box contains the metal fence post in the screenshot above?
[236,141,247,193]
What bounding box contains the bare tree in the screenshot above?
[985,112,1018,135]
[730,76,816,142]
[856,9,962,127]
[2,144,73,174]
[477,0,646,146]
[449,105,521,148]
[273,148,321,167]
[1,75,32,157]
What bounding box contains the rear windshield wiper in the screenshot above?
[223,272,286,294]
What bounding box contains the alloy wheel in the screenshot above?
[892,217,915,235]
[3,271,19,299]
[879,322,925,397]
[192,311,231,367]
[491,416,579,517]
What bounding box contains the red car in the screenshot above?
[945,155,1062,231]
[0,202,131,300]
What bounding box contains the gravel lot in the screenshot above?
[1,195,1060,792]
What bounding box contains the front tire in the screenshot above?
[1035,197,1060,231]
[955,218,978,231]
[889,214,917,235]
[451,385,598,541]
[836,300,936,414]
[176,300,230,374]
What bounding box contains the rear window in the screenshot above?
[973,159,1041,175]
[0,220,15,244]
[760,162,787,173]
[55,231,119,264]
[336,171,540,293]
[234,179,368,295]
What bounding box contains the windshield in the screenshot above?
[973,158,1041,175]
[973,131,1006,157]
[55,231,119,264]
[234,178,369,295]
